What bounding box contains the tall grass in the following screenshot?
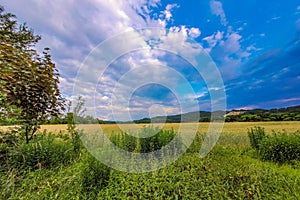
[1,124,300,199]
[109,126,178,153]
[248,126,266,149]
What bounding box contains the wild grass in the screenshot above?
[1,122,300,199]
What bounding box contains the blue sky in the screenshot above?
[1,0,300,120]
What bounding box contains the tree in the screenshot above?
[0,6,65,143]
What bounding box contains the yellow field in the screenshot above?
[1,121,299,135]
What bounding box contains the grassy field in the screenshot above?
[1,122,300,199]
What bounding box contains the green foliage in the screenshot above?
[109,126,179,154]
[8,132,76,171]
[0,7,65,143]
[80,153,111,198]
[0,131,79,180]
[44,114,103,125]
[186,133,204,153]
[248,126,300,163]
[248,126,266,149]
[226,110,300,122]
[0,129,20,171]
[1,129,300,199]
[199,117,210,122]
[258,131,300,163]
[139,126,176,153]
[110,132,137,152]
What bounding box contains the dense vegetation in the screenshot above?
[1,125,300,199]
[248,126,300,163]
[226,106,300,122]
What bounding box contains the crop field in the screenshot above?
[44,121,300,134]
[1,121,297,135]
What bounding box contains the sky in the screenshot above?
[1,0,300,120]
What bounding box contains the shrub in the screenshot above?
[248,126,266,149]
[258,131,300,163]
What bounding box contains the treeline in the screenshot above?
[0,114,105,126]
[44,114,106,125]
[225,111,300,122]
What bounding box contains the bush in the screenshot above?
[258,131,300,163]
[248,126,266,149]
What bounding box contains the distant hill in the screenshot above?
[133,110,225,123]
[224,105,300,122]
[35,104,300,125]
[131,105,300,123]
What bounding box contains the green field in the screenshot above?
[1,122,300,199]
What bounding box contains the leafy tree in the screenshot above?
[0,6,65,143]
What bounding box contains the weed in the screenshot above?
[248,126,266,149]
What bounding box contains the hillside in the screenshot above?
[133,105,300,123]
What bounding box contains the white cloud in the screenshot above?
[156,4,179,27]
[1,0,206,120]
[260,33,266,37]
[246,45,262,52]
[210,0,227,26]
[189,27,201,38]
[203,31,224,53]
[218,31,244,55]
[203,26,260,81]
[164,4,179,20]
[73,27,204,120]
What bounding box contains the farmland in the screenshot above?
[1,121,298,136]
[1,122,300,199]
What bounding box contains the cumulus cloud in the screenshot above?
[202,25,261,82]
[0,0,219,120]
[203,31,224,53]
[210,0,227,26]
[164,4,178,21]
[77,28,204,120]
[189,27,201,38]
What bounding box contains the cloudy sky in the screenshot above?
[1,0,300,120]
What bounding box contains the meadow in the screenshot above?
[1,122,300,199]
[1,121,297,136]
